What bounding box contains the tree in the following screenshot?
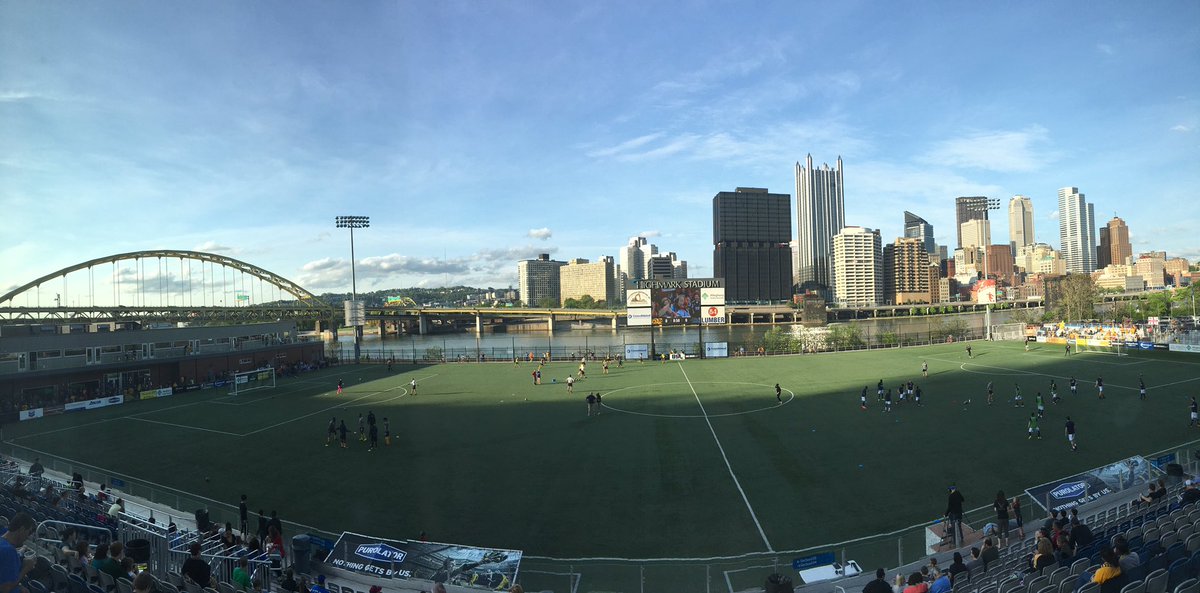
[1058,274,1097,321]
[537,297,559,308]
[828,324,864,350]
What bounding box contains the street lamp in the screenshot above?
[967,198,1001,340]
[336,215,370,363]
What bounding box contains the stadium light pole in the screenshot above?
[336,215,370,364]
[967,198,1001,340]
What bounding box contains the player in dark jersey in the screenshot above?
[337,420,348,448]
[368,422,378,451]
[1070,377,1078,395]
[860,386,868,411]
[325,417,336,447]
[1191,398,1199,428]
[775,383,782,403]
[1096,376,1105,399]
[877,380,884,402]
[884,389,893,413]
[383,417,392,446]
[986,381,994,405]
[1050,380,1060,404]
[1138,376,1147,400]
[1065,417,1077,451]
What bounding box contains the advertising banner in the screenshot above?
[626,309,652,327]
[700,286,725,306]
[65,395,125,412]
[19,408,44,422]
[704,342,729,358]
[624,344,650,360]
[140,390,158,400]
[701,305,726,325]
[1169,344,1200,354]
[625,289,651,308]
[974,279,997,304]
[325,532,521,590]
[1026,455,1159,512]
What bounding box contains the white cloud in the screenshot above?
[1096,44,1115,55]
[586,133,664,158]
[918,126,1054,173]
[527,227,552,240]
[1171,124,1191,133]
[1048,210,1060,220]
[194,240,234,253]
[636,230,662,239]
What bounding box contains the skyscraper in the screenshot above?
[959,219,991,251]
[1057,187,1097,274]
[795,154,844,297]
[713,187,793,303]
[559,257,618,306]
[955,196,991,248]
[1008,195,1035,256]
[833,227,882,307]
[1097,216,1131,269]
[517,254,566,307]
[884,237,930,304]
[903,211,935,255]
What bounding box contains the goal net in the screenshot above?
[1074,341,1126,357]
[229,367,277,395]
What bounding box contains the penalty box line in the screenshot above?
[677,364,774,553]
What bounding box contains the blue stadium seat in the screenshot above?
[27,579,49,593]
[1166,559,1190,590]
[67,574,88,593]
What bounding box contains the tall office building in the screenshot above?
[795,154,844,297]
[559,257,618,306]
[903,211,936,255]
[833,227,883,307]
[620,237,649,290]
[713,187,793,303]
[1008,196,1035,256]
[1057,187,1097,274]
[647,252,687,279]
[884,237,931,305]
[517,254,566,307]
[955,196,991,248]
[960,219,991,252]
[1097,216,1132,269]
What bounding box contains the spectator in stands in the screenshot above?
[863,568,893,593]
[1069,518,1094,549]
[1114,539,1139,573]
[430,584,447,593]
[1180,480,1200,507]
[928,570,952,593]
[108,498,124,518]
[964,547,983,576]
[925,559,940,579]
[96,485,109,504]
[1027,538,1055,573]
[1138,483,1163,504]
[72,541,91,567]
[268,511,281,536]
[278,569,298,593]
[944,486,965,546]
[266,526,285,560]
[946,552,968,582]
[902,573,928,593]
[992,491,1011,545]
[219,523,238,553]
[979,538,1000,568]
[1092,548,1125,588]
[120,558,136,580]
[1041,509,1058,533]
[98,541,126,581]
[1011,496,1025,539]
[0,512,38,593]
[27,459,44,478]
[231,558,252,591]
[309,575,329,593]
[181,543,211,588]
[91,543,110,575]
[256,510,268,541]
[132,571,155,593]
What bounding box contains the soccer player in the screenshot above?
[325,417,337,447]
[595,391,602,414]
[1027,413,1041,440]
[966,345,973,358]
[578,361,586,378]
[884,389,893,413]
[367,410,376,429]
[916,386,925,406]
[775,383,782,403]
[603,359,609,375]
[1051,381,1061,404]
[1191,398,1198,428]
[383,417,391,446]
[1139,376,1147,400]
[1035,392,1045,417]
[368,422,378,451]
[1065,416,1077,451]
[877,380,884,402]
[336,379,344,395]
[585,393,597,416]
[409,378,417,396]
[531,371,537,386]
[566,375,574,393]
[1013,384,1024,407]
[1070,377,1078,396]
[986,381,995,405]
[860,387,868,411]
[338,420,348,449]
[1096,376,1105,399]
[357,414,366,442]
[922,361,928,377]
[1065,344,1071,356]
[386,357,393,372]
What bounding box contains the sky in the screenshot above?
[2,1,1198,304]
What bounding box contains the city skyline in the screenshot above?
[2,2,1198,297]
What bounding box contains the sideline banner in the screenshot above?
[19,408,44,422]
[1026,455,1159,512]
[1170,344,1200,354]
[624,344,649,360]
[704,342,729,358]
[325,532,521,590]
[65,395,125,412]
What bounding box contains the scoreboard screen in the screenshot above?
[652,286,701,326]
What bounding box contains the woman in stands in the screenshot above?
[992,491,1011,545]
[1092,548,1126,590]
[1010,496,1025,539]
[902,572,929,593]
[1027,537,1055,573]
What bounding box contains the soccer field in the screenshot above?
[6,341,1200,562]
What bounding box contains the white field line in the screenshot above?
[239,374,437,437]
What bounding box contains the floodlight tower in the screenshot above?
[335,215,370,363]
[966,198,1000,340]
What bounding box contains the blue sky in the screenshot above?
[2,1,1198,303]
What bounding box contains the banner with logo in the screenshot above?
[704,342,729,358]
[1170,343,1200,354]
[64,395,125,412]
[19,408,44,422]
[701,305,726,324]
[1026,455,1159,512]
[624,344,649,360]
[325,532,521,590]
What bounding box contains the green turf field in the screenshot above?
[6,341,1200,562]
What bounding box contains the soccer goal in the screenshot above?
[1075,341,1126,357]
[229,367,277,395]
